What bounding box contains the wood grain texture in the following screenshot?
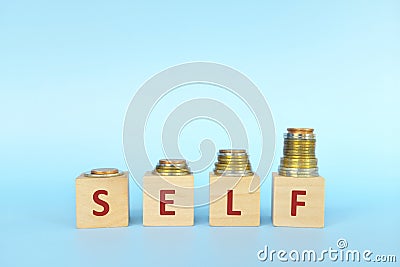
[143,172,194,226]
[75,172,129,229]
[272,172,325,228]
[209,173,260,226]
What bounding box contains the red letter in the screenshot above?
[160,190,175,215]
[227,190,241,215]
[291,190,306,216]
[92,190,109,216]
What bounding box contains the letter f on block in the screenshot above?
[291,190,306,216]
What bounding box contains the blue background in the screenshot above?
[1,1,399,266]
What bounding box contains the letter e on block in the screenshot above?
[142,172,194,226]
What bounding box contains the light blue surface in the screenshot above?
[1,1,399,266]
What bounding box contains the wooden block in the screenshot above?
[209,173,260,226]
[75,172,129,228]
[272,172,325,228]
[143,172,194,226]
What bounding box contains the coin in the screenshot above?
[278,172,319,178]
[215,162,250,166]
[284,134,315,140]
[284,148,315,152]
[215,166,251,171]
[154,159,191,175]
[156,163,188,168]
[156,167,189,173]
[219,149,246,154]
[218,155,248,159]
[159,159,186,165]
[281,158,317,163]
[287,128,314,134]
[154,171,190,176]
[280,165,318,169]
[217,159,249,164]
[278,128,320,177]
[214,169,254,176]
[85,168,124,177]
[283,155,316,159]
[283,152,315,156]
[91,168,119,175]
[284,139,316,144]
[214,149,253,176]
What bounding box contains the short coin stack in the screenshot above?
[84,168,124,178]
[214,149,253,176]
[278,128,319,177]
[153,159,191,176]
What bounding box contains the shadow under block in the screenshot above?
[272,172,325,228]
[142,172,194,226]
[209,173,260,226]
[75,172,129,229]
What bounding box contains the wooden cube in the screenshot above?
[75,172,129,228]
[143,172,194,226]
[209,173,260,226]
[272,172,325,228]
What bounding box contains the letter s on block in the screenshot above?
[92,190,110,216]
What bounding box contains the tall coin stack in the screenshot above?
[214,149,254,176]
[153,159,191,176]
[278,128,319,177]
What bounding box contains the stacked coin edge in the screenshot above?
[153,159,191,176]
[278,128,319,178]
[214,149,254,176]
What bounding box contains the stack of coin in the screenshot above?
[278,128,319,177]
[84,168,124,178]
[153,159,191,176]
[214,149,253,176]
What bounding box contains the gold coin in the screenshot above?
[284,148,315,152]
[284,152,315,156]
[215,168,251,172]
[287,128,314,134]
[218,154,248,159]
[215,162,250,166]
[218,160,249,164]
[283,155,316,159]
[156,163,187,168]
[214,170,254,176]
[155,169,189,172]
[155,168,189,173]
[284,140,316,144]
[91,168,119,175]
[218,159,249,164]
[218,157,248,161]
[283,146,315,151]
[280,163,318,167]
[281,159,317,165]
[159,159,186,165]
[154,173,190,176]
[283,153,315,157]
[215,166,251,170]
[219,149,246,154]
[284,142,316,145]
